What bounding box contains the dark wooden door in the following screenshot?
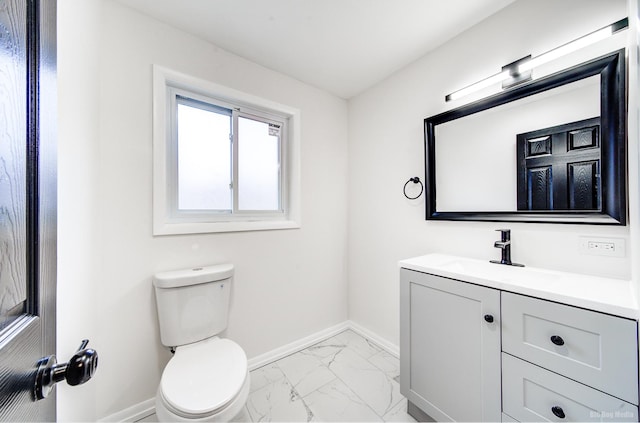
[517,117,601,211]
[0,0,56,420]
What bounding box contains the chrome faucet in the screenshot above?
[490,229,524,267]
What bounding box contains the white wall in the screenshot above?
[58,0,349,419]
[347,0,633,346]
[57,0,102,420]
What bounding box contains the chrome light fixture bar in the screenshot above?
[445,18,628,102]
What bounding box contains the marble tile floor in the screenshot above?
[136,329,417,422]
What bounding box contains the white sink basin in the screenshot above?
[438,258,561,286]
[399,253,638,319]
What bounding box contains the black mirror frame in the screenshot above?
[424,49,627,225]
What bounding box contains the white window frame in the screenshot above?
[153,65,301,235]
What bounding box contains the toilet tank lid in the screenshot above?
[153,264,234,289]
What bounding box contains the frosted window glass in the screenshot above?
[238,117,280,210]
[177,103,232,210]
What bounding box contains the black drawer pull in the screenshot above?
[551,406,566,419]
[550,335,565,346]
[484,314,494,323]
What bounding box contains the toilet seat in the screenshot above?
[159,337,248,419]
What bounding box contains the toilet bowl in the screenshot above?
[153,264,249,422]
[155,337,250,421]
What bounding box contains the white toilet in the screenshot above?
[153,264,250,422]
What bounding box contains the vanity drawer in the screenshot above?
[502,353,638,422]
[501,292,638,404]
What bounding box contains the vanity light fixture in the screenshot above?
[445,17,629,102]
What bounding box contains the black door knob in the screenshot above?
[484,314,494,323]
[66,341,99,386]
[551,405,566,418]
[550,335,565,346]
[34,339,98,400]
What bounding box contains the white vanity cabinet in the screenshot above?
[399,268,502,422]
[399,255,640,422]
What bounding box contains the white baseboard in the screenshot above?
[347,320,399,357]
[247,320,350,370]
[98,398,155,422]
[102,320,397,422]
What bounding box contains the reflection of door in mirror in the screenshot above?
[516,117,600,211]
[434,76,599,212]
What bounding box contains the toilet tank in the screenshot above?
[153,264,234,347]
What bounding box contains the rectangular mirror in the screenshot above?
[424,49,626,224]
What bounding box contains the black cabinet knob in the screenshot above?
[484,314,494,323]
[551,406,566,419]
[550,335,565,346]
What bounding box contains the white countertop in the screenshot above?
[399,253,639,320]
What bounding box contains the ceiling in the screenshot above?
[114,0,516,99]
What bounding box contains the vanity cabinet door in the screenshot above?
[400,269,501,422]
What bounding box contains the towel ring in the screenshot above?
[403,177,424,200]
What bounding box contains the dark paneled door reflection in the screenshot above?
[517,117,601,211]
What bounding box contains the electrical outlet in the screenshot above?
[579,237,625,257]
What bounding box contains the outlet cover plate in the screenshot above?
[579,236,626,257]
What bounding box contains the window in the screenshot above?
[173,95,282,213]
[153,66,300,235]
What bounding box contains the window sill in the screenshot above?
[153,219,301,236]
